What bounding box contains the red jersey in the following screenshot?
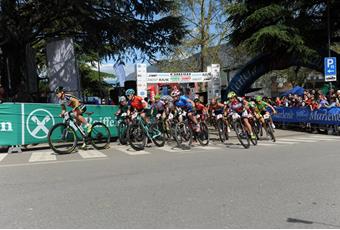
[195,103,205,111]
[130,96,145,111]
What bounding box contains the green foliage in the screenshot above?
[0,0,185,90]
[227,0,340,65]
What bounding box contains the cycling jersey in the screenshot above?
[130,96,146,111]
[195,103,205,114]
[175,95,193,111]
[255,101,267,112]
[154,100,165,112]
[59,94,82,108]
[229,97,245,113]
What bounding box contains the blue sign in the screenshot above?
[272,107,340,125]
[324,57,337,82]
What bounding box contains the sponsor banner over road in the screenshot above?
[272,107,340,125]
[145,72,211,83]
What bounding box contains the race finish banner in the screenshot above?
[272,106,340,125]
[136,64,220,100]
[0,103,119,146]
[324,57,337,82]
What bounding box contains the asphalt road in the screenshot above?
[0,130,339,228]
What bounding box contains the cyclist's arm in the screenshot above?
[60,104,66,115]
[264,102,277,113]
[186,99,195,107]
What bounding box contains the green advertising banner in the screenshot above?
[0,103,119,146]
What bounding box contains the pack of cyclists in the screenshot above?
[55,85,277,151]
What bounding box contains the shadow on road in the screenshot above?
[287,217,340,228]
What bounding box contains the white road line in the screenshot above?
[273,141,296,145]
[0,154,8,162]
[29,151,56,162]
[193,146,223,150]
[114,146,151,155]
[278,138,316,143]
[295,137,337,141]
[306,136,340,140]
[78,149,107,158]
[257,142,276,146]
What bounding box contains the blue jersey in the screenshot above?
[175,95,192,109]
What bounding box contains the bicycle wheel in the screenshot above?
[150,123,165,147]
[174,121,193,147]
[127,123,146,151]
[232,120,250,149]
[118,121,128,145]
[90,122,111,149]
[249,132,258,146]
[266,120,276,142]
[48,123,77,154]
[252,120,260,141]
[197,122,209,146]
[217,119,228,143]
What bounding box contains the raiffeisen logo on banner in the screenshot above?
[26,109,55,139]
[0,121,13,132]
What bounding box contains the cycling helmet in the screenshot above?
[227,91,236,99]
[55,86,64,93]
[194,98,200,103]
[119,96,126,102]
[255,95,262,102]
[154,94,161,100]
[125,88,135,96]
[171,90,180,97]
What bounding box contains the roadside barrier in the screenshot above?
[272,107,340,125]
[0,103,119,147]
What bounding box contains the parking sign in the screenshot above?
[324,57,337,82]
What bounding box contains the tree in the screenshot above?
[0,0,185,92]
[226,0,340,69]
[158,0,230,72]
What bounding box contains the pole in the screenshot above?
[327,0,332,98]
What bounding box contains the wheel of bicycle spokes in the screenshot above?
[118,121,128,145]
[48,123,77,154]
[217,119,228,143]
[174,121,193,147]
[197,122,209,146]
[266,120,276,142]
[232,120,250,149]
[127,123,146,151]
[150,123,165,147]
[90,122,111,149]
[249,131,258,146]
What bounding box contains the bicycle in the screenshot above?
[263,113,276,142]
[214,113,229,143]
[117,112,130,145]
[127,112,165,151]
[229,112,250,149]
[48,111,111,154]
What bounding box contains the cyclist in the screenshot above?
[125,88,149,121]
[171,89,199,131]
[115,96,129,118]
[55,86,92,133]
[153,94,166,120]
[194,98,207,119]
[254,95,277,129]
[209,97,229,132]
[227,91,256,140]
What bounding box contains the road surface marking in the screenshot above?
[257,142,276,146]
[194,146,222,150]
[295,137,337,141]
[29,151,56,162]
[78,149,107,158]
[278,138,316,143]
[0,154,8,162]
[273,141,296,145]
